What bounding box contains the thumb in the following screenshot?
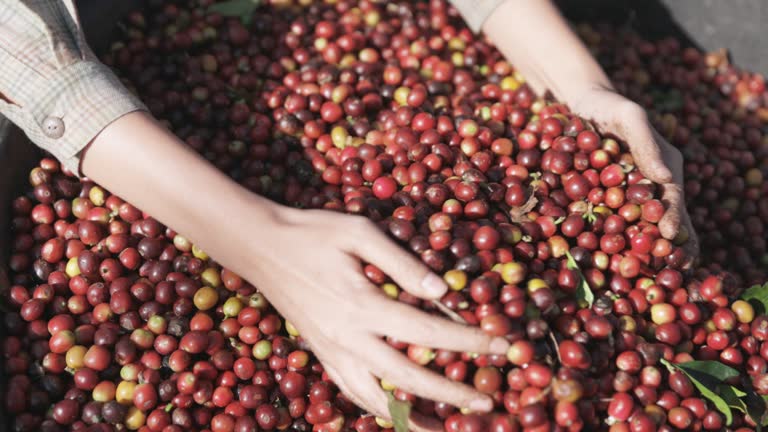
[350,222,447,300]
[626,123,674,184]
[614,102,673,184]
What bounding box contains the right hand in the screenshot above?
[246,206,510,430]
[570,88,699,264]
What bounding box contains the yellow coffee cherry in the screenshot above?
[286,321,301,337]
[500,262,526,285]
[65,256,81,277]
[193,286,219,311]
[125,406,146,430]
[89,186,105,206]
[381,283,399,299]
[526,278,549,294]
[222,297,243,318]
[380,379,396,392]
[65,345,87,370]
[500,76,520,91]
[92,381,116,402]
[116,381,136,405]
[731,300,755,324]
[331,126,349,149]
[444,269,467,291]
[201,267,221,288]
[192,244,208,260]
[394,87,410,106]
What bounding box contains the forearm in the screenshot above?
[81,111,278,276]
[482,0,612,102]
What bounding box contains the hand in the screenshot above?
[480,0,698,262]
[570,86,699,262]
[245,206,510,430]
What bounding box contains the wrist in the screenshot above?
[533,65,615,106]
[198,191,289,276]
[560,80,616,109]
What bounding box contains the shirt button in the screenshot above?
[43,116,65,139]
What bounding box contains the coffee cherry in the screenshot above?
[559,340,591,370]
[474,367,502,394]
[3,4,768,430]
[506,340,534,366]
[372,177,397,199]
[607,392,634,421]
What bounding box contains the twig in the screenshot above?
[549,330,562,365]
[431,300,467,324]
[509,190,539,223]
[531,385,552,404]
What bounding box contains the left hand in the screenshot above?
[569,86,699,263]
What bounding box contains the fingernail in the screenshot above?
[421,273,447,298]
[490,337,510,355]
[469,398,493,412]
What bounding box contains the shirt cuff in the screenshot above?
[9,61,146,176]
[450,0,509,33]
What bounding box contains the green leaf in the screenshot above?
[727,385,747,398]
[721,385,748,411]
[387,392,411,432]
[666,360,768,428]
[564,250,579,271]
[745,392,768,427]
[721,384,765,431]
[661,359,733,425]
[565,251,594,307]
[207,0,261,24]
[676,360,740,382]
[720,384,766,430]
[740,282,768,315]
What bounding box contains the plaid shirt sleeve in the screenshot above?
[0,0,146,176]
[449,0,508,33]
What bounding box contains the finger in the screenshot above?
[324,355,443,432]
[658,182,683,240]
[374,300,509,355]
[659,195,697,271]
[678,210,700,269]
[322,362,382,414]
[349,220,448,300]
[623,120,673,184]
[317,351,386,418]
[367,341,495,413]
[657,138,687,241]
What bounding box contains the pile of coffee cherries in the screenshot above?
[2,0,767,431]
